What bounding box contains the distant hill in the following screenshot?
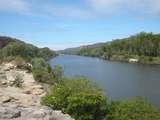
[60,32,160,64]
[58,43,104,54]
[0,36,56,61]
[0,36,13,48]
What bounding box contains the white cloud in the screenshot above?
[41,4,94,19]
[87,0,124,14]
[0,0,94,19]
[0,0,30,14]
[0,0,159,19]
[87,0,160,16]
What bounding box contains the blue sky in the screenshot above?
[0,0,160,50]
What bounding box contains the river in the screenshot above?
[49,55,160,107]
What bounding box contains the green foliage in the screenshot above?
[12,56,26,69]
[38,47,56,60]
[31,58,63,84]
[2,41,36,59]
[0,36,59,85]
[41,77,160,120]
[31,58,55,84]
[0,37,56,63]
[52,65,63,83]
[41,77,108,120]
[64,32,160,63]
[105,98,160,120]
[66,92,108,120]
[11,74,24,87]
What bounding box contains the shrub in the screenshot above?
[32,58,53,83]
[32,58,65,84]
[105,98,160,120]
[41,77,108,120]
[12,56,26,68]
[0,59,2,64]
[11,74,24,87]
[32,68,53,83]
[31,58,55,84]
[52,65,63,84]
[24,63,32,73]
[66,92,108,120]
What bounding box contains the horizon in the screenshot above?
[0,0,160,50]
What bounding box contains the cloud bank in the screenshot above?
[0,0,30,14]
[87,0,160,16]
[0,0,160,18]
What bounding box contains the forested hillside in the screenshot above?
[0,36,56,62]
[0,36,60,85]
[62,32,160,64]
[1,36,160,120]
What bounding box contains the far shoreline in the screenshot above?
[55,54,160,65]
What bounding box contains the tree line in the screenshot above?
[0,36,56,62]
[1,36,160,120]
[63,32,160,63]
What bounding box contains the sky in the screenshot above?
[0,0,160,50]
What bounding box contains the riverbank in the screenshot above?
[49,55,160,107]
[60,32,160,65]
[100,54,160,65]
[74,53,160,65]
[0,62,74,120]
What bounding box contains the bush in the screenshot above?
[31,58,55,84]
[66,92,108,120]
[38,47,56,60]
[12,56,26,68]
[11,74,24,87]
[105,98,160,120]
[31,58,65,84]
[52,65,63,84]
[41,77,108,120]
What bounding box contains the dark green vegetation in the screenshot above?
[42,77,160,120]
[0,36,56,62]
[0,36,58,84]
[61,32,160,64]
[41,77,108,120]
[31,58,63,84]
[105,98,160,120]
[1,36,160,120]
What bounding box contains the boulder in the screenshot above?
[0,107,21,119]
[1,81,7,85]
[1,96,12,103]
[32,109,48,118]
[0,106,74,120]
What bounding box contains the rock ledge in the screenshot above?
[0,105,74,120]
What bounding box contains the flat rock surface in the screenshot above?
[0,63,74,120]
[0,105,74,120]
[0,63,45,106]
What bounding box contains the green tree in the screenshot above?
[105,98,160,120]
[31,58,55,84]
[66,92,108,120]
[41,77,108,120]
[53,65,63,84]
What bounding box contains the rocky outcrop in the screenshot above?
[0,63,45,106]
[0,63,74,120]
[0,105,74,120]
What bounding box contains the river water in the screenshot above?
[49,55,160,107]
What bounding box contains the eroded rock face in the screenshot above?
[0,105,74,120]
[0,63,45,106]
[0,106,21,119]
[0,63,74,120]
